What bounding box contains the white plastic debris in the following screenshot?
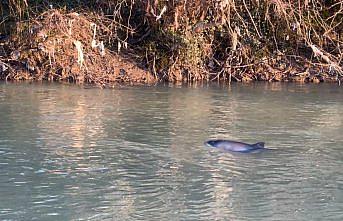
[73,40,84,68]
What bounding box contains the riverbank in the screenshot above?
[0,1,342,86]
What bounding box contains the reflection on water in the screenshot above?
[0,82,342,220]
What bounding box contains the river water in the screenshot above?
[0,82,342,220]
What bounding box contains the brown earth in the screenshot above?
[0,10,156,87]
[0,5,342,86]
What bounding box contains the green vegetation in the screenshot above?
[0,0,342,86]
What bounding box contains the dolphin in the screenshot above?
[204,139,265,153]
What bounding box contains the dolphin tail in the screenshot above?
[252,142,265,149]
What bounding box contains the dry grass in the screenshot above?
[0,0,342,84]
[1,9,154,86]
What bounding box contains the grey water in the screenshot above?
[0,82,342,220]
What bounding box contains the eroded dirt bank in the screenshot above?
[0,1,342,86]
[0,10,155,86]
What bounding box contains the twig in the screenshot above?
[242,0,262,38]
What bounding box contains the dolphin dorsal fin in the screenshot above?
[252,142,265,148]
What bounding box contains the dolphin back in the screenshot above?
[205,140,266,153]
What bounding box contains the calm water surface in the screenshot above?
[0,82,342,220]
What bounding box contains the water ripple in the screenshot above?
[0,83,342,220]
